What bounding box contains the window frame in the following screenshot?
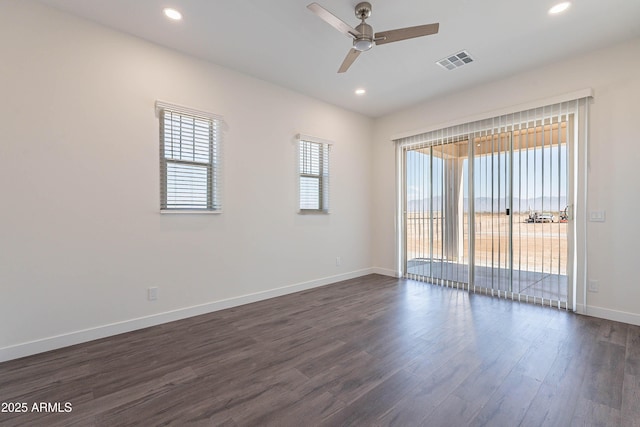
[297,134,332,214]
[156,101,223,213]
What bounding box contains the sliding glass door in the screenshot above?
[405,139,470,288]
[471,131,513,296]
[400,103,576,308]
[508,120,570,304]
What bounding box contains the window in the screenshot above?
[156,101,223,212]
[297,135,331,213]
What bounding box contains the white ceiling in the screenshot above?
[37,0,640,117]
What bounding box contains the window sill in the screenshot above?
[160,210,222,215]
[298,210,330,215]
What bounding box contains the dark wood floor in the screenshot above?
[1,274,639,426]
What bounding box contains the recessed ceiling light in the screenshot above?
[548,2,571,15]
[355,88,366,96]
[163,8,182,21]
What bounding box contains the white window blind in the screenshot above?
[297,134,331,213]
[156,101,223,212]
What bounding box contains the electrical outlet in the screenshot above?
[336,256,341,266]
[589,211,606,222]
[147,287,158,301]
[588,280,599,293]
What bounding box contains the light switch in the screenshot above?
[589,211,605,222]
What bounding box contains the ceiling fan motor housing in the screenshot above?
[354,22,373,51]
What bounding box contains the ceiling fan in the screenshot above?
[307,2,439,73]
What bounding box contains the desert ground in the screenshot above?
[406,212,568,276]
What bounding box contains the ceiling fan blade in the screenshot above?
[338,48,361,73]
[307,3,360,39]
[375,23,439,45]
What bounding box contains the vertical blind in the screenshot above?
[157,102,223,211]
[395,95,590,309]
[297,135,331,213]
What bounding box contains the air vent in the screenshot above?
[436,50,474,70]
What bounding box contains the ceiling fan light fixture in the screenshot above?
[354,38,373,51]
[548,2,571,15]
[163,8,182,21]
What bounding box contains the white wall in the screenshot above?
[372,37,640,325]
[0,1,373,360]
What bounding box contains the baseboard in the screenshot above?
[0,268,375,363]
[371,267,401,278]
[575,304,640,326]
